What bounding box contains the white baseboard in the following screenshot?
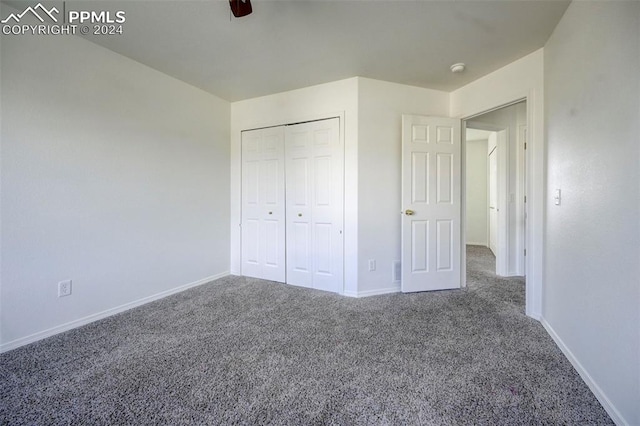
[540,317,627,426]
[0,272,229,354]
[466,242,488,247]
[343,285,401,298]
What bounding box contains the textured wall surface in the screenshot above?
[1,15,231,348]
[544,2,640,424]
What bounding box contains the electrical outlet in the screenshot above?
[368,259,376,272]
[58,280,72,297]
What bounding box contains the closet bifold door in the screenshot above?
[285,118,344,293]
[241,126,286,283]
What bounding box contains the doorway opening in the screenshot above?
[463,101,527,280]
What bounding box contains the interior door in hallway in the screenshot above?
[401,115,461,292]
[241,127,286,282]
[285,118,344,293]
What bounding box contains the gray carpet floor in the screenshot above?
[0,245,612,425]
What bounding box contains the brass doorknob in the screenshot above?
[405,209,415,216]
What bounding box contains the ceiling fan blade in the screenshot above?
[230,0,252,18]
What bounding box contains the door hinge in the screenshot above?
[524,195,527,203]
[524,249,527,256]
[524,142,527,150]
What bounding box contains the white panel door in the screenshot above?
[285,118,343,293]
[401,115,461,292]
[241,127,286,282]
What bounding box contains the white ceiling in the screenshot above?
[17,0,571,101]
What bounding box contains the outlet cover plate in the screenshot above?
[58,280,72,297]
[368,260,376,271]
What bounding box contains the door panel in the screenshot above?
[244,160,259,205]
[436,153,453,204]
[402,115,461,292]
[315,223,332,274]
[411,220,429,272]
[264,160,279,204]
[291,158,309,206]
[244,219,259,265]
[436,219,453,271]
[412,153,429,203]
[264,220,280,266]
[286,128,313,288]
[241,127,286,282]
[285,118,343,293]
[314,157,332,206]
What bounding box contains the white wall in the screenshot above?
[543,2,640,424]
[357,78,449,295]
[450,49,544,319]
[1,24,230,350]
[468,102,526,275]
[465,139,488,246]
[229,78,359,294]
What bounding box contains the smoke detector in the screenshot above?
[450,63,466,73]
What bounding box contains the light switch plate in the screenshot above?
[554,189,561,205]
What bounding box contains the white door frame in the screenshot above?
[516,124,527,276]
[460,97,535,315]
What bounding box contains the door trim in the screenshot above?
[459,94,540,319]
